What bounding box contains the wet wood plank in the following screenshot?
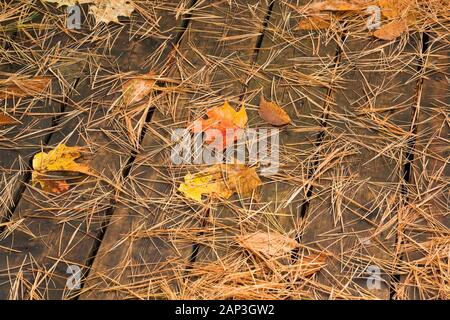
[0,1,185,299]
[81,0,270,299]
[188,0,341,299]
[397,33,449,299]
[300,32,421,299]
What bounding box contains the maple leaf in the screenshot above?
[189,101,248,150]
[0,113,19,125]
[236,231,300,257]
[178,164,261,202]
[122,70,156,106]
[0,76,51,99]
[32,144,91,193]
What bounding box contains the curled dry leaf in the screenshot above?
[0,76,51,99]
[32,144,91,193]
[297,16,331,30]
[373,19,408,40]
[0,113,19,125]
[122,70,156,106]
[178,164,262,202]
[189,101,248,150]
[237,231,299,257]
[259,96,291,126]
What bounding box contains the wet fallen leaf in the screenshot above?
[259,96,291,126]
[32,144,91,193]
[33,177,71,194]
[178,171,232,202]
[297,16,331,30]
[0,113,19,125]
[122,70,156,106]
[179,164,261,202]
[223,164,262,197]
[43,0,134,24]
[0,76,51,99]
[189,101,248,150]
[237,231,299,257]
[373,19,408,40]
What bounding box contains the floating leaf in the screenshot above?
[0,113,19,126]
[259,96,291,126]
[189,101,248,150]
[0,76,51,99]
[178,164,261,202]
[32,144,91,193]
[122,70,156,106]
[237,231,300,257]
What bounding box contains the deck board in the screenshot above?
[80,0,271,299]
[301,34,421,299]
[0,1,186,299]
[397,33,449,299]
[189,0,341,299]
[0,0,446,300]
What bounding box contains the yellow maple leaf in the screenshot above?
[178,164,261,202]
[32,144,91,193]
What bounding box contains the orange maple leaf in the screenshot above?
[188,101,248,150]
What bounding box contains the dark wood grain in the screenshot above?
[301,32,420,299]
[80,0,271,299]
[0,1,186,299]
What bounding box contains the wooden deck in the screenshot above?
[0,0,448,300]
